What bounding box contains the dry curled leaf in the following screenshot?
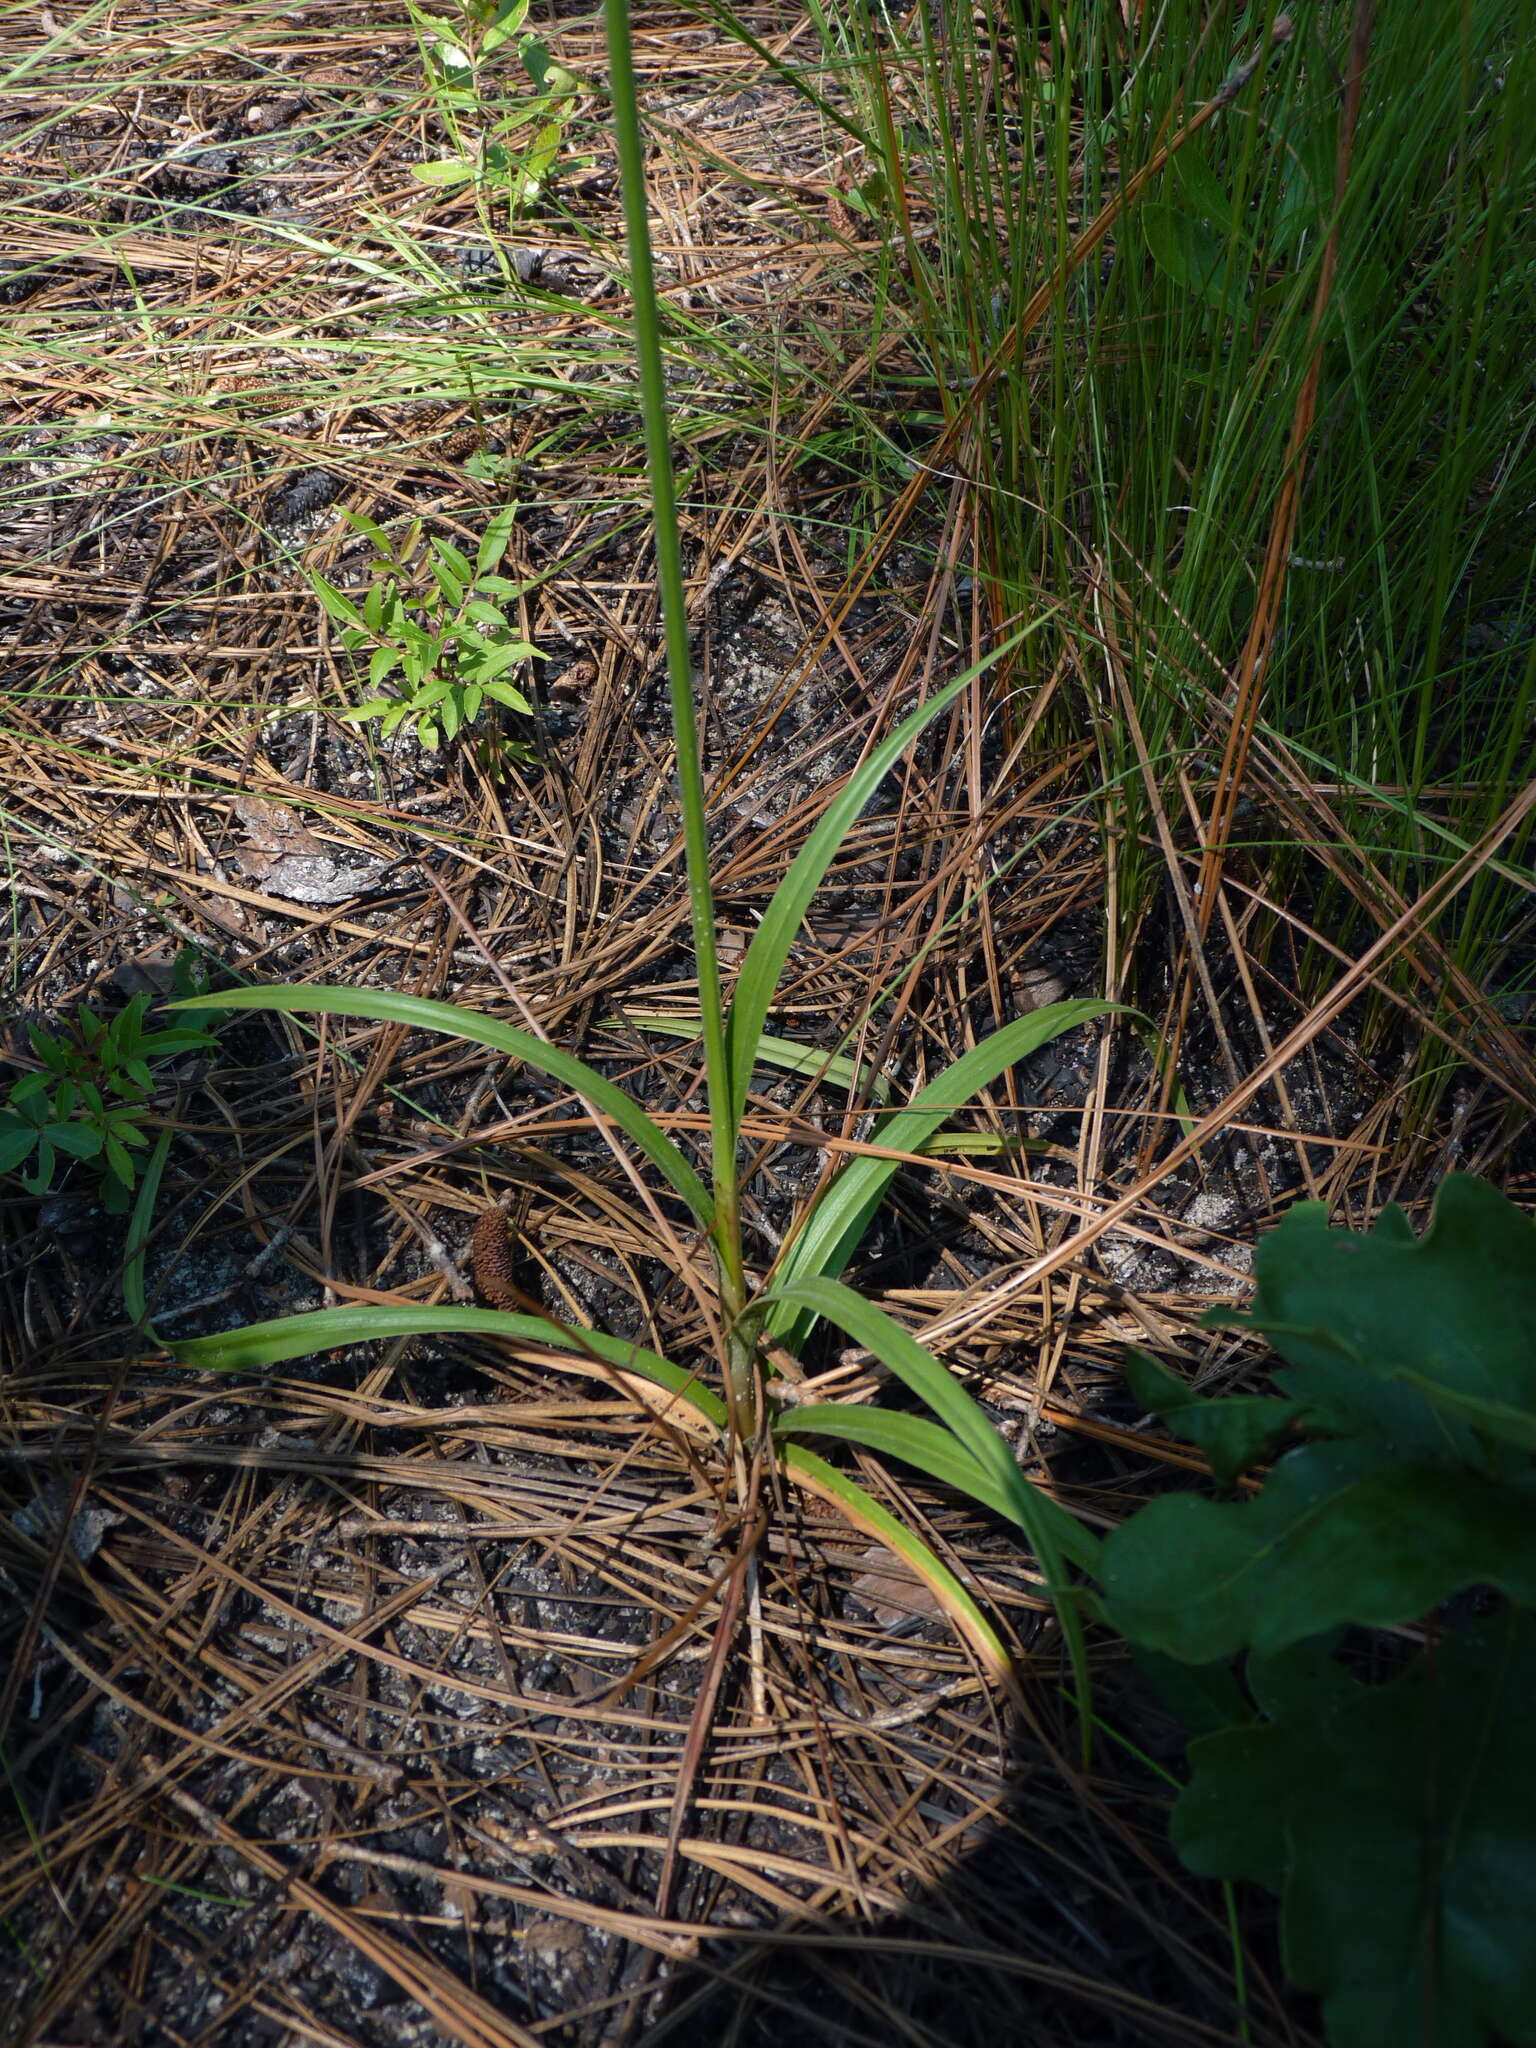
[228,793,387,903]
[850,1544,948,1627]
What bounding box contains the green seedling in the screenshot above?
[410,0,582,214]
[1101,1176,1536,2048]
[312,505,543,752]
[170,0,1118,1703]
[0,957,225,1214]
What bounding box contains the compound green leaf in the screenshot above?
[1175,1613,1536,2048]
[462,637,535,681]
[48,1121,103,1159]
[433,538,474,585]
[411,156,477,186]
[311,574,365,630]
[430,558,465,608]
[480,0,529,56]
[482,676,533,713]
[0,1121,38,1174]
[342,508,394,558]
[476,504,520,572]
[104,1134,136,1186]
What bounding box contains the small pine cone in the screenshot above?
[470,1206,520,1311]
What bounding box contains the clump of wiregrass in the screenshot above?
[166,0,1118,1700]
[724,0,1536,1120]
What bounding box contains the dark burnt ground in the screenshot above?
[3,8,1527,2047]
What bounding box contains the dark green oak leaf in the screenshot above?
[1101,1438,1536,1662]
[1129,1644,1253,1739]
[1203,1175,1536,1464]
[1124,1346,1303,1484]
[1174,1612,1536,2048]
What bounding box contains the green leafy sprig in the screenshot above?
[409,0,582,212]
[1,962,225,1213]
[312,505,542,752]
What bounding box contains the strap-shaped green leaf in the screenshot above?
[776,1404,1011,1516]
[776,1441,1011,1680]
[764,1000,1121,1349]
[764,1275,1099,1729]
[167,1302,1010,1672]
[725,625,1049,1133]
[169,1302,726,1425]
[124,1126,173,1330]
[171,987,713,1226]
[623,1015,894,1104]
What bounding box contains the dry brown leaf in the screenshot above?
[228,794,387,903]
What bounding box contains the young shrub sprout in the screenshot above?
[313,505,542,753]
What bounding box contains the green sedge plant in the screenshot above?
[312,504,543,752]
[169,0,1114,1686]
[1100,1175,1536,2048]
